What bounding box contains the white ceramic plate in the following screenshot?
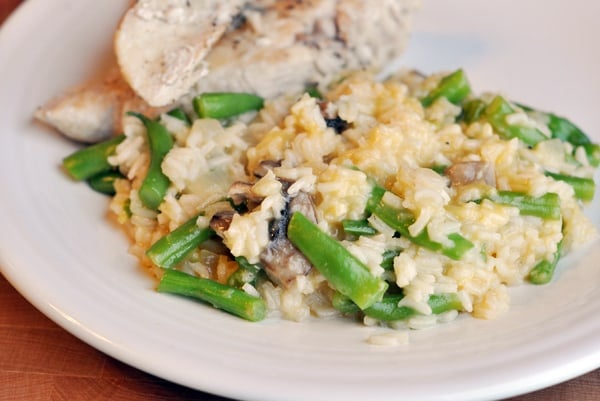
[1,1,599,400]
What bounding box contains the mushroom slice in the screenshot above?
[115,0,245,107]
[445,161,496,187]
[209,209,236,235]
[260,191,317,287]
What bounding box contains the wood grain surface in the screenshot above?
[0,1,598,400]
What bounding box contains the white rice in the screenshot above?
[108,69,598,331]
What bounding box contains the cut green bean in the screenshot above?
[157,269,266,322]
[430,164,449,175]
[517,103,599,165]
[421,69,471,108]
[380,249,401,271]
[305,84,323,99]
[87,170,124,196]
[227,256,263,288]
[528,240,563,285]
[459,98,486,123]
[146,215,215,268]
[582,143,600,167]
[128,112,174,210]
[166,107,191,125]
[490,191,561,219]
[546,113,590,146]
[287,212,388,310]
[545,172,595,202]
[367,186,474,260]
[342,219,378,236]
[484,96,547,147]
[62,134,125,181]
[193,92,264,119]
[332,292,463,321]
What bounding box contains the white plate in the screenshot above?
[1,1,599,400]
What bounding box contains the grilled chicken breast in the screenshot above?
[36,0,420,142]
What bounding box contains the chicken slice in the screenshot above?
[115,0,246,107]
[188,0,421,98]
[34,67,158,143]
[37,0,420,142]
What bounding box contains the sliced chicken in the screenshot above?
[115,0,246,107]
[190,0,420,98]
[34,67,157,143]
[37,0,420,142]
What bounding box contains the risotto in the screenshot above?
[63,69,598,333]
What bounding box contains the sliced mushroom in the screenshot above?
[209,209,236,235]
[228,181,264,210]
[445,161,496,187]
[260,190,317,287]
[252,160,281,178]
[115,0,246,107]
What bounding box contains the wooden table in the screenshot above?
[1,1,598,400]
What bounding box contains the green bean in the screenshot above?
[157,269,266,322]
[528,240,563,285]
[546,113,590,146]
[227,256,263,288]
[544,172,595,201]
[305,84,323,99]
[62,134,125,181]
[332,292,463,321]
[287,212,388,310]
[342,219,378,236]
[490,191,561,219]
[128,112,174,210]
[380,249,401,271]
[193,92,264,119]
[582,143,600,167]
[430,165,449,176]
[421,69,471,108]
[86,170,124,196]
[459,98,486,123]
[166,107,191,125]
[517,103,600,165]
[367,186,474,260]
[146,215,215,269]
[484,96,547,147]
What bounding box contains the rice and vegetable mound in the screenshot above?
[64,69,599,333]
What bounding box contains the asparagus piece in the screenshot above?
[287,211,388,310]
[62,134,125,181]
[128,112,174,210]
[157,269,266,322]
[193,92,264,119]
[146,215,215,269]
